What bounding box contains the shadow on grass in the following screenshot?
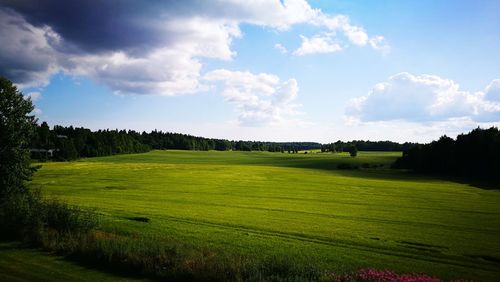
[276,158,500,190]
[440,176,500,190]
[0,240,157,281]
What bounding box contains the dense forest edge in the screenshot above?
[30,122,418,161]
[394,127,500,182]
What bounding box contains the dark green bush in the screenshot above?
[0,189,98,242]
[44,199,98,233]
[0,189,44,242]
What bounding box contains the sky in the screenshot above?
[1,0,500,143]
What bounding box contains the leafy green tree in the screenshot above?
[0,77,37,200]
[38,121,52,148]
[349,146,358,157]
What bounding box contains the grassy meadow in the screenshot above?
[22,150,500,280]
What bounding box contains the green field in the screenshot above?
[25,150,500,280]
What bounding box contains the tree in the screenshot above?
[349,146,358,157]
[394,127,500,180]
[0,77,37,200]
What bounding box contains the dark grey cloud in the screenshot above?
[0,0,375,103]
[0,0,243,91]
[0,7,58,86]
[0,0,185,53]
[0,0,323,54]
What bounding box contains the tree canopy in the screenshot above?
[0,77,37,200]
[394,127,500,181]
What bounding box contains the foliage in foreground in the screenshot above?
[0,190,98,243]
[0,77,37,201]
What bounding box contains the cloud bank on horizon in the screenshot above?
[0,0,499,141]
[347,73,500,124]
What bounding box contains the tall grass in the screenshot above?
[0,189,98,243]
[37,231,327,281]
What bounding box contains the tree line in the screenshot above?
[30,123,327,160]
[139,130,322,153]
[31,122,150,160]
[393,127,500,181]
[31,123,427,161]
[321,140,417,153]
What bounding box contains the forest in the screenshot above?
[394,127,500,180]
[30,122,424,161]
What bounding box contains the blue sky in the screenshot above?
[1,0,500,142]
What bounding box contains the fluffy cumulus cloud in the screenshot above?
[0,6,241,95]
[293,14,389,55]
[204,69,300,126]
[294,34,342,56]
[0,0,387,96]
[346,72,500,123]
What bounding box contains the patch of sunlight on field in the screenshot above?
[30,150,500,281]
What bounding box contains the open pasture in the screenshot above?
[30,150,500,281]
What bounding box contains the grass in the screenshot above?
[0,241,149,282]
[22,150,500,281]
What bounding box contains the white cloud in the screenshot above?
[317,15,368,45]
[24,91,42,101]
[66,48,207,96]
[1,1,388,95]
[295,14,388,55]
[218,0,386,53]
[0,8,59,88]
[293,34,342,56]
[0,8,239,95]
[274,43,288,54]
[61,17,242,96]
[346,72,500,123]
[216,0,319,30]
[204,69,301,126]
[485,79,500,102]
[369,36,390,54]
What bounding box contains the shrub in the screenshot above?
[0,189,44,241]
[0,189,98,243]
[44,199,99,233]
[348,146,358,158]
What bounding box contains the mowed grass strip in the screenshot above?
[0,242,149,282]
[30,151,500,281]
